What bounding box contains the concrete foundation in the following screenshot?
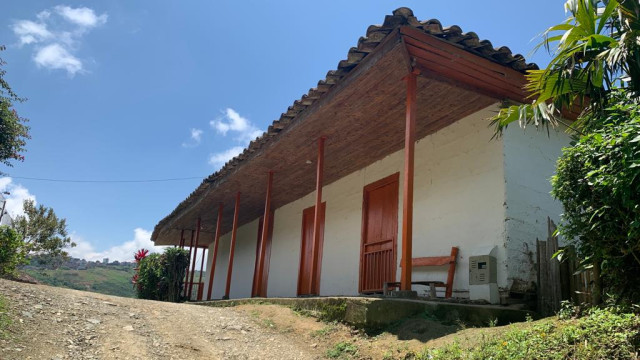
[196,296,535,330]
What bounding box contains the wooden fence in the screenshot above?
[537,217,595,316]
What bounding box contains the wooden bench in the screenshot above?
[383,247,459,298]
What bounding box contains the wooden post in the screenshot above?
[401,71,417,291]
[255,171,274,297]
[188,218,201,300]
[309,137,326,295]
[179,229,185,248]
[224,192,241,299]
[183,230,195,298]
[206,203,224,301]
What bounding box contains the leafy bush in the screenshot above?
[0,225,26,276]
[420,307,640,360]
[551,94,640,302]
[134,248,189,302]
[136,253,164,300]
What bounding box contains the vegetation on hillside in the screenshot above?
[420,306,640,360]
[24,266,137,298]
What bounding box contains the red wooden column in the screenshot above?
[309,137,326,295]
[183,230,195,298]
[255,171,274,297]
[401,70,418,291]
[223,192,241,299]
[188,218,202,299]
[179,229,185,249]
[206,203,224,300]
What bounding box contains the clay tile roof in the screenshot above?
[152,7,537,240]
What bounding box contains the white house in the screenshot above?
[152,8,572,304]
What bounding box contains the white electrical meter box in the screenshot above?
[469,255,497,285]
[469,252,499,304]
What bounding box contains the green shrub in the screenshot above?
[326,341,358,359]
[420,307,640,359]
[135,248,189,302]
[552,94,640,302]
[0,225,25,276]
[163,247,189,302]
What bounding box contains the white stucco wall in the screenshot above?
[502,125,571,293]
[202,219,260,299]
[198,105,574,300]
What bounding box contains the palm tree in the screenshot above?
[491,0,640,136]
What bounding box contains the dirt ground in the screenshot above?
[0,279,507,359]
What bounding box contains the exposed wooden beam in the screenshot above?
[179,229,184,248]
[224,192,241,299]
[188,218,201,299]
[309,137,326,295]
[401,71,417,291]
[206,203,224,301]
[255,171,274,297]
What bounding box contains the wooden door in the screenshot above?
[252,212,274,297]
[297,202,326,296]
[360,173,399,293]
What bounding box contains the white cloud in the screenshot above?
[54,6,108,28]
[11,6,107,76]
[208,146,245,168]
[67,228,165,262]
[182,128,203,148]
[0,177,37,220]
[12,20,52,45]
[210,108,263,142]
[34,44,83,75]
[207,108,263,169]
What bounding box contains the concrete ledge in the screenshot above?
[195,297,535,330]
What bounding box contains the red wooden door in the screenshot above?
[252,212,274,297]
[360,173,399,293]
[297,202,326,296]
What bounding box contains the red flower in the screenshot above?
[134,248,149,263]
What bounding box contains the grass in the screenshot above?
[311,323,338,338]
[0,295,11,338]
[326,341,358,359]
[418,306,640,359]
[24,266,136,298]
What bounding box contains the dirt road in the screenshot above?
[0,279,323,359]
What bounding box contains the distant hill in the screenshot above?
[21,255,137,298]
[23,266,137,298]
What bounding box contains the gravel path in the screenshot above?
[0,279,321,359]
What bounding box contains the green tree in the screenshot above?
[0,45,30,172]
[0,225,26,276]
[552,93,640,302]
[491,0,640,135]
[13,199,75,257]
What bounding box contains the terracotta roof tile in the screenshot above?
[152,7,537,240]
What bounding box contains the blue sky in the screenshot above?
[0,1,567,261]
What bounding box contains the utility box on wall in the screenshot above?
[469,254,499,304]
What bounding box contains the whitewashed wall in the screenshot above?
[199,105,574,300]
[502,125,570,293]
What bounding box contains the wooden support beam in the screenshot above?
[179,229,185,249]
[183,230,195,298]
[206,203,224,301]
[224,192,241,299]
[188,218,201,300]
[255,171,274,297]
[401,71,417,291]
[309,137,326,295]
